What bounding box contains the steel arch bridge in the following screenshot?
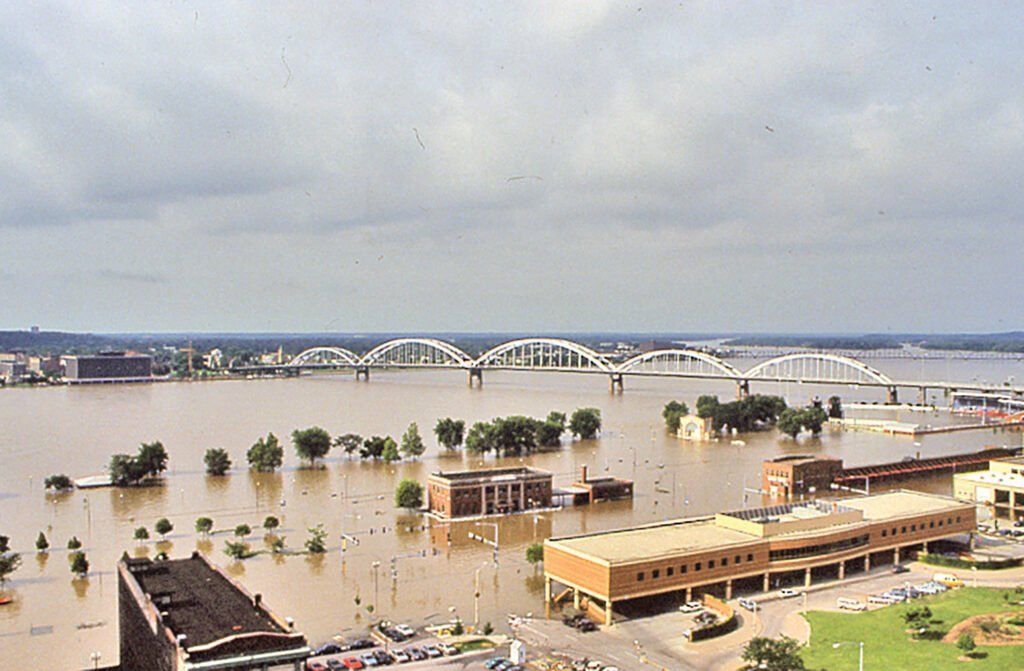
[269,338,1023,402]
[744,352,894,386]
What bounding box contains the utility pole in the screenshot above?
[371,561,380,614]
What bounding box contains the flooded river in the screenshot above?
[1,358,1023,667]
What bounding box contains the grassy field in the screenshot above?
[801,587,1024,670]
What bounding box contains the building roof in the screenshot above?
[955,470,1024,490]
[548,517,758,564]
[547,490,969,565]
[430,467,551,485]
[836,490,973,520]
[125,554,287,648]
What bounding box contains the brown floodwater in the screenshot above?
[1,358,1023,667]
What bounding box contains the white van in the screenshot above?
[837,597,866,611]
[868,594,896,605]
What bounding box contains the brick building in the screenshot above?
[427,467,552,519]
[762,454,844,498]
[117,553,309,670]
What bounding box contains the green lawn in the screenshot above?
[801,587,1024,670]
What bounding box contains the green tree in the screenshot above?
[0,552,21,586]
[70,551,89,577]
[465,421,497,454]
[291,426,332,467]
[137,441,169,477]
[234,524,251,538]
[0,535,9,553]
[491,416,540,456]
[334,433,363,458]
[400,422,426,459]
[195,517,214,536]
[740,636,805,671]
[662,400,690,432]
[535,420,564,448]
[956,632,977,657]
[109,453,147,486]
[155,518,174,539]
[569,408,602,440]
[546,411,567,430]
[802,406,828,435]
[67,536,82,551]
[247,433,284,472]
[434,418,465,450]
[696,394,720,419]
[263,516,280,534]
[395,479,424,509]
[134,526,149,543]
[44,474,73,491]
[204,448,232,476]
[360,435,388,460]
[224,540,252,560]
[381,436,401,463]
[827,395,844,419]
[525,542,544,566]
[777,408,804,439]
[35,531,49,552]
[305,524,328,553]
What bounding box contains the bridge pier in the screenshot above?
[736,379,750,400]
[355,366,370,381]
[917,387,928,406]
[468,367,483,388]
[886,386,898,404]
[609,373,624,394]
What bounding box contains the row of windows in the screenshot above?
[769,534,869,561]
[637,552,756,582]
[879,515,961,538]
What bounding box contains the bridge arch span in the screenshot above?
[288,346,361,367]
[474,338,612,372]
[359,338,472,367]
[615,349,742,378]
[743,352,893,386]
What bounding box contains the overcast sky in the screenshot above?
[1,2,1021,333]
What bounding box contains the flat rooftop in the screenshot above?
[549,517,757,564]
[430,467,550,485]
[548,490,969,565]
[126,554,285,647]
[956,470,1024,489]
[841,490,975,520]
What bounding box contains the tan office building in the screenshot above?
[543,490,974,625]
[954,456,1024,522]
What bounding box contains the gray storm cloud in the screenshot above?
[0,2,1021,332]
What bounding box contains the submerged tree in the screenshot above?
[204,448,232,476]
[400,423,425,459]
[569,408,602,440]
[70,551,89,578]
[292,427,332,467]
[394,479,424,510]
[434,418,465,451]
[247,433,284,472]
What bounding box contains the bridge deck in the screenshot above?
[836,447,1020,482]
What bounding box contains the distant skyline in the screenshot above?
[2,2,1022,333]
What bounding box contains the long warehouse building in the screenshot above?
[543,490,975,625]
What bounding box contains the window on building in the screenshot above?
[929,521,934,528]
[901,526,906,534]
[637,571,645,582]
[708,559,716,569]
[938,519,943,527]
[667,567,674,577]
[695,562,702,572]
[882,529,887,537]
[735,555,742,564]
[652,569,660,579]
[747,553,754,562]
[681,564,687,574]
[721,557,728,567]
[956,516,961,523]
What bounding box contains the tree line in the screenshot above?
[661,394,834,438]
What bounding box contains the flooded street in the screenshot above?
[2,359,1023,667]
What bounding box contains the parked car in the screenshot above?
[485,658,509,670]
[341,658,364,671]
[933,573,964,588]
[394,623,415,638]
[306,662,328,671]
[679,601,704,613]
[737,598,757,611]
[892,564,910,574]
[778,588,799,599]
[837,597,866,611]
[408,648,427,662]
[438,642,460,655]
[348,638,375,651]
[422,645,443,659]
[359,653,378,667]
[327,660,347,671]
[391,649,410,664]
[868,594,896,605]
[313,643,345,656]
[577,619,598,632]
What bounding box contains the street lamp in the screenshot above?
[832,640,864,671]
[473,562,488,631]
[89,652,101,670]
